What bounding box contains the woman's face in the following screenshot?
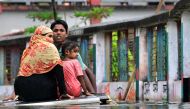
[44,32,54,43]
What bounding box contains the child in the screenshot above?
[61,40,92,97]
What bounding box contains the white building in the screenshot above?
[0,0,178,36]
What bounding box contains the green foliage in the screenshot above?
[111,32,119,81]
[27,11,60,24]
[24,26,37,36]
[25,11,61,34]
[88,47,93,60]
[74,7,114,24]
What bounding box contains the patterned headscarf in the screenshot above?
[18,25,61,76]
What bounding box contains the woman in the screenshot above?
[14,25,72,102]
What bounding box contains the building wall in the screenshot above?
[94,32,106,85]
[0,9,158,36]
[91,20,183,102]
[139,28,148,80]
[182,11,190,78]
[167,20,180,102]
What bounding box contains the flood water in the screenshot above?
[1,102,190,109]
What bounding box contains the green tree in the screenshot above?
[112,32,119,81]
[74,7,114,25]
[24,26,37,35]
[25,11,61,35]
[27,11,60,24]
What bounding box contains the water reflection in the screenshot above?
[1,103,190,109]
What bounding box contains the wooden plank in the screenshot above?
[105,32,111,82]
[0,47,4,85]
[119,31,128,81]
[147,28,153,81]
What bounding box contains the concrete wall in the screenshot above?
[0,9,157,36]
[94,32,106,85]
[97,82,128,100]
[167,20,181,102]
[143,81,168,103]
[139,28,148,80]
[182,11,190,78]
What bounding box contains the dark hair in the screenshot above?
[61,40,79,55]
[50,19,68,33]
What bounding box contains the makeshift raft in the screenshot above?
[1,93,110,106]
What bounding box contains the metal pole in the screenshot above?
[52,0,57,21]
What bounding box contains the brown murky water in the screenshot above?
[1,102,189,109]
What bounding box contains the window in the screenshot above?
[109,30,135,81]
[147,25,168,81]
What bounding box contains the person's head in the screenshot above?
[61,40,79,59]
[19,25,60,77]
[32,25,54,43]
[50,20,68,44]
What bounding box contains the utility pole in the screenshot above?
[52,0,57,21]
